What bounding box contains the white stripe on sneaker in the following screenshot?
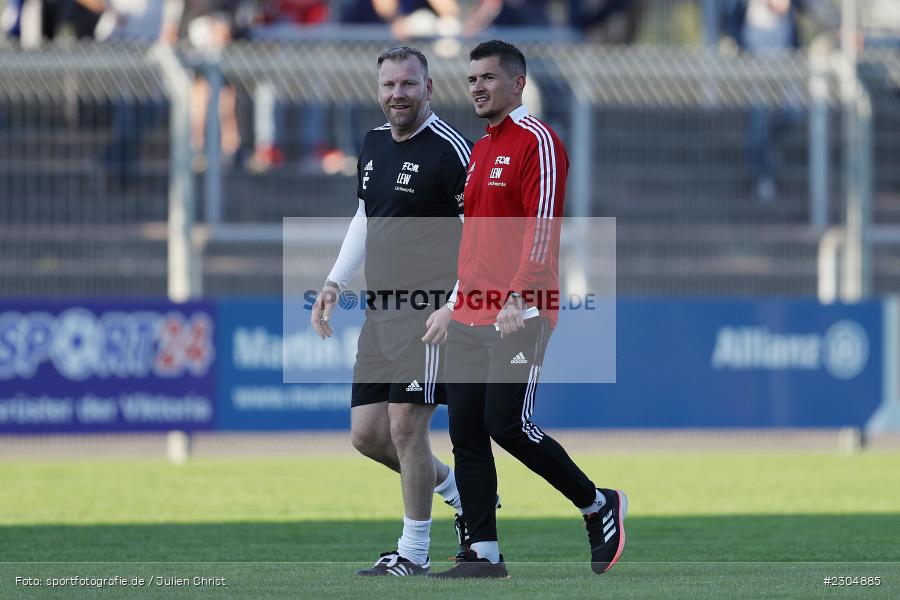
[604,527,616,543]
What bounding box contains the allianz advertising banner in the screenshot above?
[216,298,882,431]
[0,300,216,433]
[537,299,882,429]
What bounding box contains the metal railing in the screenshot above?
[0,40,171,297]
[195,40,848,296]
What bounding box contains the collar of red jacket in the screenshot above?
[485,105,530,137]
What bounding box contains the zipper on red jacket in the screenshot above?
[465,133,495,326]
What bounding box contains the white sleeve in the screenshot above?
[326,199,366,289]
[447,214,463,302]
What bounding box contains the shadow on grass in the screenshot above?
[2,514,899,564]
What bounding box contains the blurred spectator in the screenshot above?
[254,0,464,175]
[724,0,836,202]
[96,0,171,189]
[168,0,255,42]
[340,0,381,23]
[35,0,104,40]
[569,0,641,44]
[94,0,169,41]
[6,0,173,43]
[169,0,256,171]
[342,0,461,39]
[2,0,25,40]
[257,0,328,26]
[6,0,119,45]
[247,0,336,173]
[462,0,549,38]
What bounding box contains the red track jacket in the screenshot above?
[453,106,567,328]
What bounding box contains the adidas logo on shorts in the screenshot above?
[510,352,528,364]
[406,380,423,392]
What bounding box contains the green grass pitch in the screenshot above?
[1,450,899,599]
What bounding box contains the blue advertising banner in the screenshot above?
[0,300,216,433]
[215,298,360,430]
[1,297,882,433]
[215,297,882,431]
[537,299,882,429]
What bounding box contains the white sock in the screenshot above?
[397,516,431,566]
[434,467,462,513]
[579,489,607,516]
[470,541,500,564]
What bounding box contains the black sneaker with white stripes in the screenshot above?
[448,495,501,562]
[584,488,628,575]
[355,551,430,577]
[429,549,509,579]
[452,512,468,561]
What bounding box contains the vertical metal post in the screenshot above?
[568,92,594,297]
[867,297,900,434]
[204,63,223,225]
[254,80,276,153]
[840,0,867,301]
[570,96,593,219]
[152,44,202,301]
[817,227,844,304]
[808,38,830,230]
[857,91,873,296]
[702,0,720,49]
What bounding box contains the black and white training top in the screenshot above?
[327,113,472,321]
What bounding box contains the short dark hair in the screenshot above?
[377,46,429,78]
[469,40,526,77]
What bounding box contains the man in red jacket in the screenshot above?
[431,40,627,578]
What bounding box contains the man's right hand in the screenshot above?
[311,282,340,339]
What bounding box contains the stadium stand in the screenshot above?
[1,2,899,298]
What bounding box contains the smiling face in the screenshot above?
[378,57,433,138]
[468,55,525,126]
